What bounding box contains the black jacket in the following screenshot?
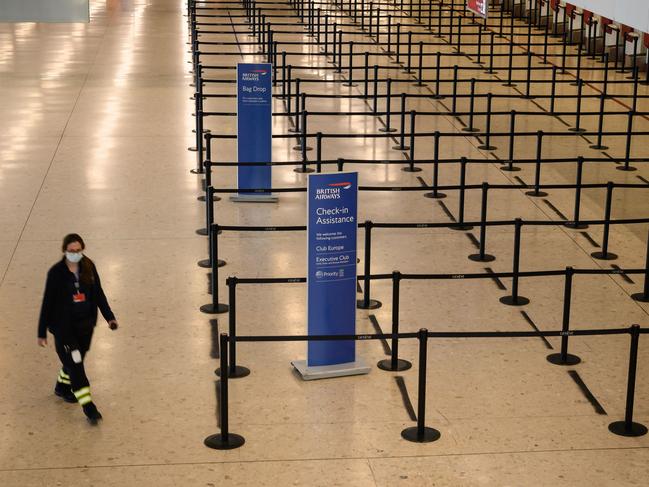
[38,258,115,340]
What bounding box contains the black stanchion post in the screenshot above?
[404,32,414,74]
[414,41,427,86]
[486,32,497,74]
[451,157,473,230]
[590,94,608,150]
[469,182,495,262]
[363,52,369,98]
[523,51,534,99]
[344,41,358,86]
[568,79,585,133]
[200,224,229,314]
[616,111,637,171]
[215,278,250,378]
[565,157,588,229]
[404,110,422,172]
[316,132,323,173]
[401,328,441,443]
[378,271,412,371]
[379,78,397,132]
[451,64,458,115]
[393,93,410,150]
[526,131,548,197]
[591,182,618,260]
[631,230,649,302]
[503,37,517,87]
[424,131,447,199]
[608,325,648,437]
[357,221,382,309]
[475,25,483,65]
[463,79,479,132]
[478,93,497,150]
[433,51,444,99]
[547,267,581,365]
[500,218,530,306]
[372,65,379,114]
[550,65,557,113]
[502,110,521,171]
[394,23,402,64]
[204,333,246,450]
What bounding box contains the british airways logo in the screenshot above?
[328,182,352,190]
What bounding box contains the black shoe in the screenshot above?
[54,383,77,403]
[83,403,103,425]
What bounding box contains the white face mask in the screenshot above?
[65,252,83,263]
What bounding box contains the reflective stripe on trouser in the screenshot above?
[73,386,92,406]
[57,369,71,385]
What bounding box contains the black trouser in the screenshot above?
[54,321,95,405]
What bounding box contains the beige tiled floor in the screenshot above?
[1,1,649,486]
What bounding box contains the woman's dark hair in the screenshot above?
[61,233,95,286]
[62,233,85,252]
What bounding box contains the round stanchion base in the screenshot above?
[484,70,499,75]
[608,421,648,437]
[502,83,518,87]
[190,168,205,175]
[468,253,496,262]
[413,82,428,87]
[568,127,587,133]
[432,95,445,100]
[402,166,423,173]
[591,251,618,261]
[564,222,589,229]
[589,144,609,150]
[392,145,410,151]
[197,195,222,202]
[546,353,581,366]
[198,258,226,269]
[525,190,548,197]
[500,165,522,172]
[462,127,480,133]
[215,365,251,379]
[377,358,412,372]
[343,83,359,88]
[292,146,313,152]
[401,426,441,443]
[450,224,474,231]
[200,303,229,314]
[204,433,245,450]
[356,299,382,310]
[294,167,315,173]
[478,145,497,151]
[521,95,537,100]
[615,165,637,172]
[378,127,397,133]
[423,192,447,199]
[499,295,530,306]
[196,228,208,236]
[631,292,649,303]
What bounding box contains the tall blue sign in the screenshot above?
[234,63,276,202]
[292,172,370,380]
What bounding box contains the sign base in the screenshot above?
[291,359,371,381]
[230,194,279,203]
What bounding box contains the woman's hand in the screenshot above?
[108,320,119,330]
[38,338,48,347]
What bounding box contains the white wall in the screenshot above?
[0,0,89,22]
[567,0,649,33]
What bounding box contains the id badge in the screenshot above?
[72,292,86,303]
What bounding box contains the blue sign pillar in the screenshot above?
[292,172,370,380]
[233,63,277,202]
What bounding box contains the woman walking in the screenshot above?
[38,234,118,424]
